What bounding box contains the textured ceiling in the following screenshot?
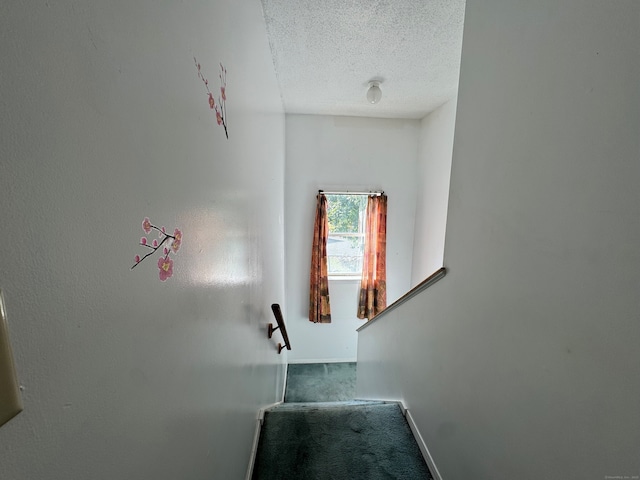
[261,0,466,119]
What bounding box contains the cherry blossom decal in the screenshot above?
[131,217,183,281]
[195,58,228,139]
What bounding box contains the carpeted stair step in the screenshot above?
[285,362,357,403]
[252,402,433,480]
[268,400,386,411]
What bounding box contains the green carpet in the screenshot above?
[285,362,356,403]
[252,363,433,479]
[252,402,433,480]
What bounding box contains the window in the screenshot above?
[325,194,367,276]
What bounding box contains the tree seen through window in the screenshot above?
[325,194,367,276]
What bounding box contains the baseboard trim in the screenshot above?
[246,400,283,480]
[281,362,288,403]
[245,418,261,480]
[404,408,443,480]
[257,401,283,424]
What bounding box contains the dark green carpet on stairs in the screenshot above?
[252,363,433,480]
[285,362,357,403]
[252,402,433,480]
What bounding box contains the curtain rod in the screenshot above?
[318,190,384,196]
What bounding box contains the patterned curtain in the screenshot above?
[357,194,387,320]
[309,194,332,323]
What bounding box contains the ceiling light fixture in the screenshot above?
[366,81,382,104]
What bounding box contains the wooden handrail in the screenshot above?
[268,304,291,354]
[357,267,447,332]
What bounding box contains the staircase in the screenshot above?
[251,363,433,480]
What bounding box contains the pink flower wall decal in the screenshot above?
[142,217,152,234]
[171,228,183,253]
[157,256,174,281]
[131,217,183,281]
[195,57,228,139]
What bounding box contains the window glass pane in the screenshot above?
[327,234,363,274]
[325,195,367,276]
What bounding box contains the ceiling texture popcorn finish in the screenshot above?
[260,0,466,119]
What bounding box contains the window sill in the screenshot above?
[328,276,361,282]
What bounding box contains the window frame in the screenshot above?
[325,194,367,279]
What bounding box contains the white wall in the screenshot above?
[285,115,419,363]
[411,98,457,287]
[0,1,285,479]
[357,1,640,479]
